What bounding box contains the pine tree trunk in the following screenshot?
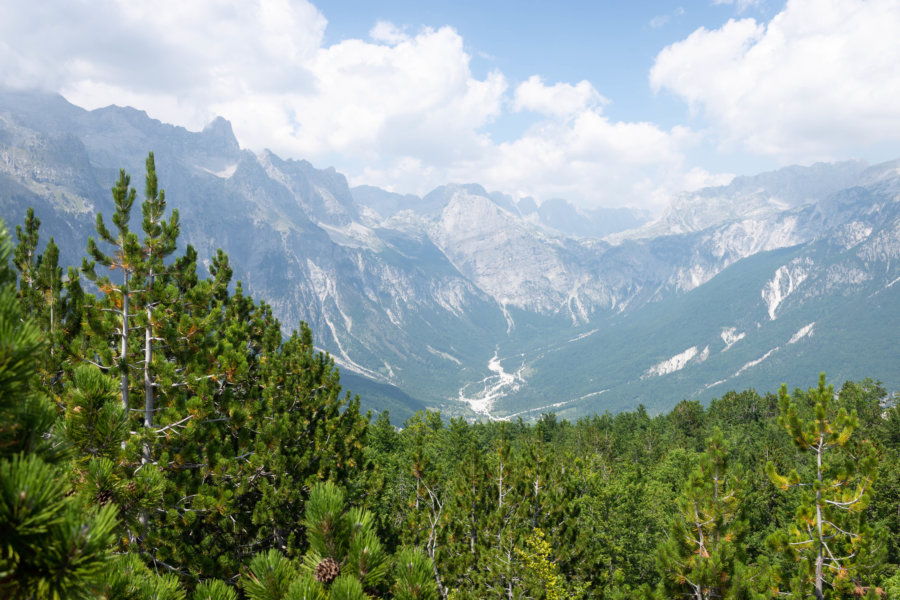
[469,472,477,555]
[424,487,447,600]
[144,304,153,429]
[120,273,129,411]
[532,473,541,528]
[433,562,447,600]
[815,441,825,600]
[48,297,54,357]
[140,298,154,536]
[498,460,504,509]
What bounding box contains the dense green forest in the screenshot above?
[2,155,900,599]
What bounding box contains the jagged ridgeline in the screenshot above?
[4,91,900,422]
[3,159,900,597]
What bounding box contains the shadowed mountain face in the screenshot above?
[3,89,899,421]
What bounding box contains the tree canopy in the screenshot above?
[2,154,899,599]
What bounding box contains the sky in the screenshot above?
[1,0,899,212]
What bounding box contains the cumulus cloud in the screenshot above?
[681,167,735,191]
[370,21,409,45]
[0,0,326,124]
[651,0,900,161]
[464,113,697,209]
[513,76,607,118]
[0,0,710,210]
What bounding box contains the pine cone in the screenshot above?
[314,557,340,584]
[95,489,114,506]
[125,480,137,494]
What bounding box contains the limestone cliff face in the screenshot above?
[2,89,900,419]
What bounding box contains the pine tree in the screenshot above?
[0,221,118,598]
[483,421,526,600]
[392,547,438,600]
[515,528,586,600]
[82,167,141,411]
[103,552,192,600]
[302,481,389,593]
[250,327,369,555]
[191,579,238,600]
[767,373,883,599]
[239,482,435,600]
[58,364,164,537]
[13,207,41,316]
[656,428,750,599]
[403,412,449,600]
[137,151,179,431]
[33,236,63,378]
[12,212,68,392]
[515,432,584,598]
[61,158,372,581]
[442,420,489,591]
[81,153,180,424]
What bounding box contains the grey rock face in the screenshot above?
[2,89,899,420]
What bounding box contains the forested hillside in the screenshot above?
[3,157,900,599]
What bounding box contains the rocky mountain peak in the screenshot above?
[2,90,900,421]
[201,116,240,155]
[258,149,358,226]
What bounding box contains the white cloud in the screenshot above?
[681,167,735,191]
[290,26,508,164]
[651,0,900,161]
[370,21,410,45]
[0,0,716,211]
[512,76,607,118]
[0,0,325,122]
[466,112,697,209]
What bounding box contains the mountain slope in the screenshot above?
[2,89,898,421]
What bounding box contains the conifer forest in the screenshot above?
[3,155,900,600]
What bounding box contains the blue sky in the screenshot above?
[315,0,789,176]
[1,0,898,211]
[323,1,776,124]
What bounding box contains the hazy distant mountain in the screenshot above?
[517,197,652,238]
[352,185,651,239]
[2,89,899,421]
[609,160,870,241]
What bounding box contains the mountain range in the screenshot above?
[2,88,899,422]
